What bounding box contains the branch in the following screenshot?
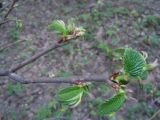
[9,42,70,72]
[0,37,110,85]
[0,41,71,76]
[4,0,18,19]
[7,73,110,84]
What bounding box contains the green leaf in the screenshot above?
[61,92,82,105]
[116,75,129,85]
[69,93,83,108]
[57,86,84,102]
[16,19,23,30]
[48,20,66,34]
[67,19,76,32]
[57,85,85,108]
[144,59,159,71]
[123,48,146,77]
[98,91,126,115]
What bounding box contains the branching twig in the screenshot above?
[4,0,18,19]
[0,34,110,85]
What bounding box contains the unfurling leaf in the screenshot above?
[58,86,83,101]
[48,20,67,35]
[67,19,76,32]
[123,48,146,77]
[48,19,85,43]
[98,91,126,115]
[57,85,84,108]
[144,59,159,71]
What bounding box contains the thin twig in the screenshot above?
[6,73,110,84]
[0,38,77,76]
[9,42,70,72]
[4,0,18,19]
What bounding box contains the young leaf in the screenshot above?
[67,19,76,32]
[62,93,82,106]
[123,48,146,77]
[57,86,85,108]
[69,93,83,108]
[144,59,159,71]
[98,91,126,115]
[57,86,84,102]
[48,20,66,34]
[116,75,129,85]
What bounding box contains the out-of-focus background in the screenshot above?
[0,0,160,120]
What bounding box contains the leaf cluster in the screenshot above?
[48,20,85,41]
[49,19,158,116]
